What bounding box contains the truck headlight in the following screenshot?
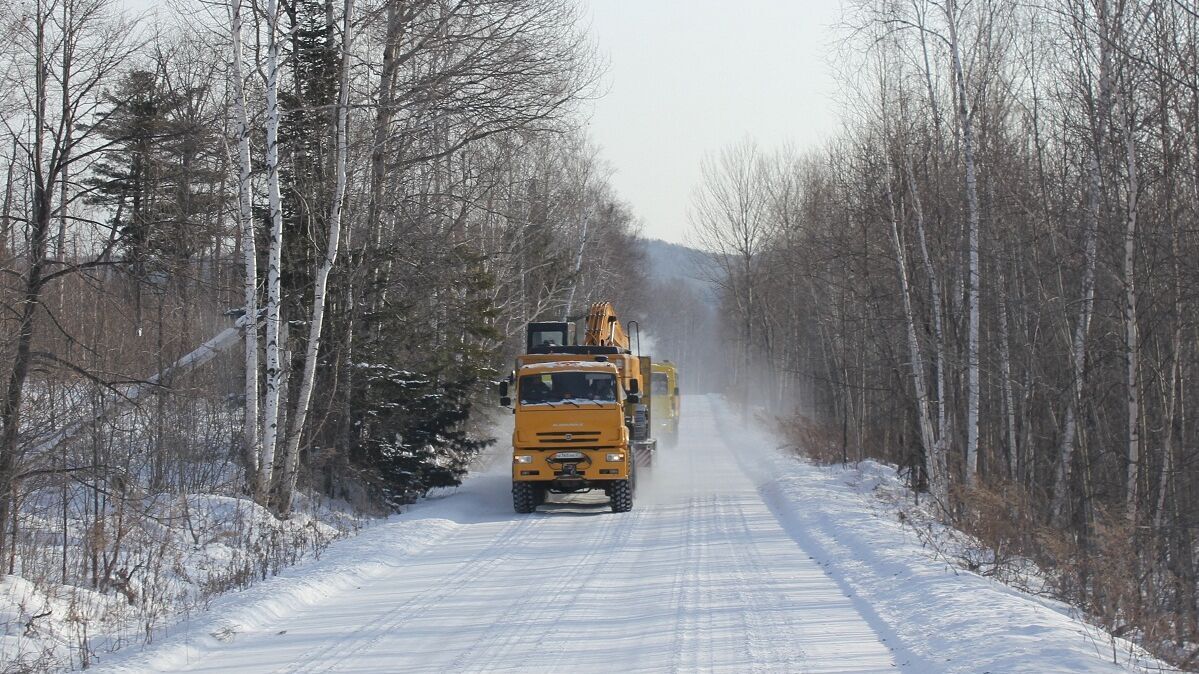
[514,455,534,464]
[605,453,624,462]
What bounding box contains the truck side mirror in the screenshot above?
[674,387,679,396]
[499,381,510,407]
[628,378,639,395]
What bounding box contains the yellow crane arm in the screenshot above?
[582,301,630,350]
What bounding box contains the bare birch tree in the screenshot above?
[274,0,355,515]
[259,0,286,504]
[228,0,259,490]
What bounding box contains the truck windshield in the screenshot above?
[652,372,670,395]
[519,372,617,405]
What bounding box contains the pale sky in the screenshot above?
[121,0,845,247]
[582,0,845,245]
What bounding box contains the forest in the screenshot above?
[4,0,1199,668]
[692,0,1199,664]
[0,0,651,665]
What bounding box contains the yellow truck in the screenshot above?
[499,302,654,513]
[651,361,680,447]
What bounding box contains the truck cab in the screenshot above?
[651,361,680,447]
[508,360,632,510]
[501,307,653,513]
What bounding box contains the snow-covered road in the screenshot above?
[98,396,1151,673]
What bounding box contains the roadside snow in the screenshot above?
[86,396,1165,673]
[0,575,122,670]
[723,413,1165,673]
[85,474,507,673]
[518,361,618,370]
[0,492,357,672]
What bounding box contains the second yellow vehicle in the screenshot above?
[651,361,680,447]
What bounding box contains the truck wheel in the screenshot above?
[632,407,649,442]
[513,482,538,513]
[609,479,633,513]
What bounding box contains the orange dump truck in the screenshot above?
[498,303,655,513]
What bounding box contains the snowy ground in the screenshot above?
[90,395,1164,673]
[0,490,356,670]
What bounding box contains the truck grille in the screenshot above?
[536,431,601,444]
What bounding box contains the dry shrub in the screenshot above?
[774,413,847,465]
[951,483,1048,582]
[954,486,1190,667]
[1081,511,1182,662]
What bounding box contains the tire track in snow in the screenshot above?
[509,510,648,664]
[272,515,540,674]
[668,407,743,672]
[663,423,713,673]
[691,494,722,672]
[712,399,927,672]
[718,493,809,672]
[754,478,934,671]
[666,494,700,673]
[712,494,756,669]
[442,507,644,671]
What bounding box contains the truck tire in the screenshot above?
[513,482,538,514]
[609,479,633,513]
[632,407,649,442]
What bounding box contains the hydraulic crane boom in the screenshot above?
[582,301,631,350]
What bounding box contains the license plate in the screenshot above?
[553,451,585,460]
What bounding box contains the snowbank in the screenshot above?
[0,492,358,672]
[724,410,1165,673]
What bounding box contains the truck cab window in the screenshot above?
[529,329,567,349]
[652,373,669,395]
[519,372,617,404]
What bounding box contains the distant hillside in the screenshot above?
[639,239,725,392]
[642,238,721,300]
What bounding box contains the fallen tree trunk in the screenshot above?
[26,312,258,458]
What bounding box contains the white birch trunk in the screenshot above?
[997,267,1019,480]
[259,0,285,503]
[1156,175,1184,529]
[1119,90,1140,522]
[1155,328,1179,531]
[946,0,982,486]
[275,0,355,515]
[563,213,590,320]
[1052,158,1102,523]
[1052,14,1112,523]
[230,0,260,489]
[901,155,949,498]
[366,0,403,251]
[905,158,948,472]
[886,176,945,511]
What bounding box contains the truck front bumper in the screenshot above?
[512,447,630,485]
